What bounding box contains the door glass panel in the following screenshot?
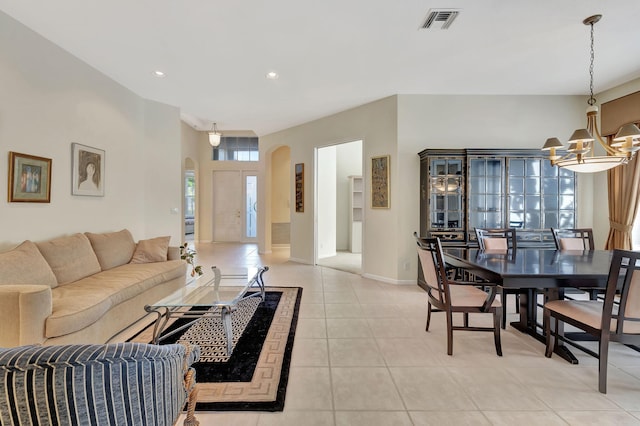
[525,178,540,194]
[543,160,558,177]
[486,177,502,193]
[560,178,574,194]
[469,177,484,193]
[245,175,257,238]
[487,160,502,176]
[509,212,524,229]
[545,212,559,229]
[525,211,541,229]
[525,159,541,176]
[525,195,540,211]
[559,212,575,228]
[509,159,525,176]
[486,212,502,228]
[543,195,559,210]
[469,160,485,176]
[560,195,575,210]
[510,195,524,210]
[509,178,524,194]
[543,178,558,194]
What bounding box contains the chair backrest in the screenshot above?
[415,235,450,309]
[551,228,595,250]
[603,249,640,336]
[475,228,517,251]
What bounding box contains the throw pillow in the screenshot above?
[36,234,101,285]
[0,240,58,288]
[130,236,171,264]
[86,229,136,270]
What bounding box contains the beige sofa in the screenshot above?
[0,229,187,347]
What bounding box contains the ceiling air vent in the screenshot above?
[421,9,460,30]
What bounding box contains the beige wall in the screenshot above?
[260,94,598,283]
[260,96,399,280]
[271,146,291,223]
[0,11,183,250]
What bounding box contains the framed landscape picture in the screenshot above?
[72,143,105,196]
[295,163,304,212]
[371,155,390,209]
[8,151,52,203]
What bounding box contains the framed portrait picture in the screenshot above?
[72,143,105,196]
[371,155,390,209]
[8,152,52,203]
[295,163,304,212]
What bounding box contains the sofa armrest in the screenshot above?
[0,285,52,347]
[168,246,180,261]
[0,342,201,425]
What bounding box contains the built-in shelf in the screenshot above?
[349,176,363,253]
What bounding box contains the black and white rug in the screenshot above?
[130,287,302,411]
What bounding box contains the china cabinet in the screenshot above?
[418,148,576,247]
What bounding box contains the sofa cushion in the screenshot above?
[0,240,57,288]
[130,236,171,264]
[36,234,102,286]
[46,260,185,338]
[85,229,136,270]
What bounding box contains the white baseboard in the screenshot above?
[289,257,314,265]
[361,273,416,285]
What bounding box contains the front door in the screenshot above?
[212,170,242,241]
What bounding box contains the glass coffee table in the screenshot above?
[145,265,268,355]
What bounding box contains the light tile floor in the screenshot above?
[173,242,640,426]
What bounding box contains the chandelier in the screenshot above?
[542,15,640,173]
[208,122,222,147]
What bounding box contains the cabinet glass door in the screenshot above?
[468,158,504,232]
[507,158,575,230]
[429,158,463,230]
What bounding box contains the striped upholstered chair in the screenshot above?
[0,342,199,426]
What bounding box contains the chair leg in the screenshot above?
[426,303,432,331]
[463,312,469,328]
[446,312,453,356]
[493,309,503,356]
[543,308,553,358]
[598,336,610,394]
[501,289,507,329]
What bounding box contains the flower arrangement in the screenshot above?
[179,243,203,277]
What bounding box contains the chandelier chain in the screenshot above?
[588,20,596,106]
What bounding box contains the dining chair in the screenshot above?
[415,235,502,356]
[474,228,517,250]
[551,228,595,251]
[551,228,599,300]
[543,248,640,393]
[474,227,519,329]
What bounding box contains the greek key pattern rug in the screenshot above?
[177,296,261,362]
[130,286,302,411]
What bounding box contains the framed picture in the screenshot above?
[8,152,52,203]
[72,143,105,196]
[295,163,304,212]
[371,155,390,209]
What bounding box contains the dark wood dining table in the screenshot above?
[442,248,613,364]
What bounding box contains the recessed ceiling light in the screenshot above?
[266,71,279,80]
[153,70,166,78]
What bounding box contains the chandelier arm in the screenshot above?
[587,112,617,156]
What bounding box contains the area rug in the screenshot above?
[129,286,302,411]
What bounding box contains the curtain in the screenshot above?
[606,150,640,250]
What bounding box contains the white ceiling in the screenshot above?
[2,1,640,136]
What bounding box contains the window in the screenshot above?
[185,171,195,217]
[212,137,259,161]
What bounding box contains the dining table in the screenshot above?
[442,247,613,364]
